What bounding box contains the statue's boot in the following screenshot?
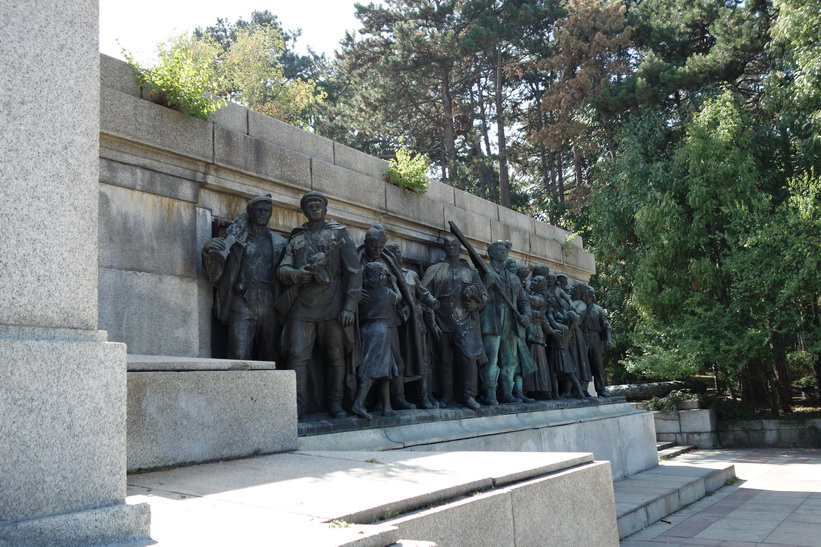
[513,376,536,403]
[482,386,499,405]
[327,360,348,419]
[351,377,373,419]
[391,374,416,410]
[498,379,521,404]
[417,376,436,409]
[569,374,585,399]
[463,396,481,411]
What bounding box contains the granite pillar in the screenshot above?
[0,1,149,542]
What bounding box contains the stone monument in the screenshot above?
[0,1,149,542]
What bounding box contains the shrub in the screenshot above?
[385,143,431,194]
[645,389,700,412]
[123,35,226,120]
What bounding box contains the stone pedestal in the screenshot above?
[126,356,298,471]
[0,1,149,543]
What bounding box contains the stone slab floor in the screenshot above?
[622,448,821,547]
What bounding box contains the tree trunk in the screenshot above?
[494,46,511,208]
[573,142,584,189]
[441,67,457,183]
[771,332,793,413]
[557,152,565,204]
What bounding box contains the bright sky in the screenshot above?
[99,0,366,63]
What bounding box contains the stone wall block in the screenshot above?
[213,101,249,135]
[444,205,493,244]
[454,188,499,220]
[528,234,565,265]
[618,412,659,477]
[100,158,199,203]
[386,184,445,229]
[98,184,197,278]
[0,337,127,521]
[653,413,682,434]
[100,54,140,97]
[679,409,717,433]
[510,462,618,546]
[311,160,387,212]
[126,369,297,471]
[333,142,389,179]
[393,487,514,545]
[213,126,312,189]
[100,87,213,163]
[98,269,199,357]
[424,180,456,206]
[534,221,583,249]
[249,110,334,164]
[498,206,535,233]
[490,220,530,255]
[564,248,597,275]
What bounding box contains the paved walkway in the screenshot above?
[622,448,821,547]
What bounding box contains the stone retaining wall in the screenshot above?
[98,54,596,359]
[718,419,821,448]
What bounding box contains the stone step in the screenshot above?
[126,450,618,545]
[614,457,736,539]
[658,444,697,460]
[656,441,674,451]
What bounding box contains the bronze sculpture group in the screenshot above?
[203,192,613,419]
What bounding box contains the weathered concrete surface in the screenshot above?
[127,362,297,471]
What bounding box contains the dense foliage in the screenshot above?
[132,0,821,411]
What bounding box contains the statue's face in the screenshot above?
[488,245,508,262]
[364,238,385,260]
[387,245,403,263]
[303,201,326,223]
[444,238,461,258]
[249,202,273,226]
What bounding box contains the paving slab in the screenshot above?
[621,448,821,547]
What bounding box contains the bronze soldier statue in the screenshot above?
[276,192,361,418]
[478,241,533,404]
[421,237,488,410]
[201,194,287,361]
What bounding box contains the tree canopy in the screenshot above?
[132,0,821,410]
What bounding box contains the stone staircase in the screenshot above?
[613,442,735,539]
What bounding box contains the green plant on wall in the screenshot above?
[385,142,431,195]
[123,34,226,120]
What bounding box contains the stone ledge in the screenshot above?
[298,395,627,437]
[0,502,150,546]
[127,354,276,371]
[297,398,656,480]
